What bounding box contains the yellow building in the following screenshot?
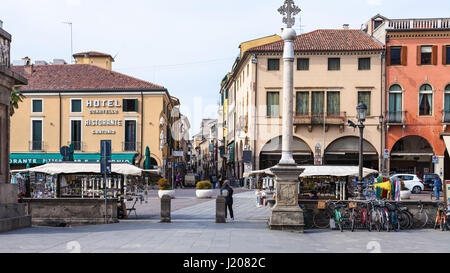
[73,51,114,71]
[10,57,179,171]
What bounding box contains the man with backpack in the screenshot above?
[220,180,234,221]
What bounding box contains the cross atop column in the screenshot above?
[278,0,301,29]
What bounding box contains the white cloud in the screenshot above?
[66,0,81,7]
[367,0,382,5]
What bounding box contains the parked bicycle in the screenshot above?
[411,200,429,229]
[433,202,449,231]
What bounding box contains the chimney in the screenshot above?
[22,57,33,74]
[343,24,350,30]
[0,20,3,29]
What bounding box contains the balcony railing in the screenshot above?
[123,141,140,152]
[68,141,84,152]
[387,18,450,30]
[442,110,450,124]
[385,111,407,124]
[294,112,346,125]
[29,141,44,152]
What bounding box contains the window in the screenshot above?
[31,119,42,151]
[71,99,82,113]
[389,85,403,123]
[266,92,279,117]
[420,46,433,65]
[268,59,280,71]
[358,58,371,70]
[328,58,340,71]
[297,58,309,71]
[295,92,309,115]
[419,84,433,116]
[358,91,371,115]
[444,85,450,122]
[311,91,324,114]
[326,92,340,116]
[389,47,402,65]
[444,46,450,65]
[124,120,137,151]
[374,20,383,30]
[123,99,138,112]
[32,99,43,113]
[70,120,82,151]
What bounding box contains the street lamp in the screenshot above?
[348,102,367,200]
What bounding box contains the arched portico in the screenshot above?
[389,135,434,176]
[259,136,313,169]
[324,136,379,170]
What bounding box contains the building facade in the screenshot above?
[366,15,450,178]
[0,20,30,232]
[220,29,385,178]
[10,56,181,175]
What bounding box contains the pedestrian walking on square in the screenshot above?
[221,180,234,221]
[175,172,183,189]
[211,174,218,189]
[433,176,442,200]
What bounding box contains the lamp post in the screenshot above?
[356,102,367,200]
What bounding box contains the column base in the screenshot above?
[269,163,305,232]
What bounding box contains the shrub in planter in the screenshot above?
[196,181,212,190]
[157,178,175,198]
[196,181,213,198]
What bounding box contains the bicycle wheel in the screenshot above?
[398,211,410,230]
[313,210,331,229]
[412,211,429,229]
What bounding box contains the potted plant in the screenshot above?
[157,178,175,199]
[195,181,214,199]
[400,180,411,200]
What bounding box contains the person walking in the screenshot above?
[433,176,442,200]
[211,174,218,189]
[175,172,183,189]
[221,180,234,221]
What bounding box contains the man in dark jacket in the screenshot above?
[221,180,234,220]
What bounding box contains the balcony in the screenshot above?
[294,112,346,132]
[387,18,450,30]
[29,141,45,152]
[67,141,85,152]
[386,111,407,130]
[442,110,450,131]
[122,141,140,152]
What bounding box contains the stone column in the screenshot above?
[269,27,305,231]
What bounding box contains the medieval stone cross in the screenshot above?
[278,0,301,29]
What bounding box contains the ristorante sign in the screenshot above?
[85,99,122,135]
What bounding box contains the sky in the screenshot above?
[2,0,450,135]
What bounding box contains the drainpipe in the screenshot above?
[381,51,386,176]
[140,90,144,167]
[59,92,62,149]
[253,54,258,170]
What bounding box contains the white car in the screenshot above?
[390,174,425,194]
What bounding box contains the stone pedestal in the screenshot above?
[269,164,304,231]
[160,195,171,223]
[216,196,226,223]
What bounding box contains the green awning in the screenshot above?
[10,153,136,164]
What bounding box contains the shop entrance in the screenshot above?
[390,135,434,177]
[259,136,313,170]
[324,136,379,170]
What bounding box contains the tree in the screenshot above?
[10,86,25,116]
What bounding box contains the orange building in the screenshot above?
[366,15,450,179]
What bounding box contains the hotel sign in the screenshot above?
[84,99,123,134]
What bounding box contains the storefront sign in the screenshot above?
[446,180,450,211]
[86,99,121,108]
[173,151,184,157]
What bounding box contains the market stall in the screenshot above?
[245,165,378,200]
[10,162,161,225]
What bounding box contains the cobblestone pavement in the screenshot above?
[1,190,449,253]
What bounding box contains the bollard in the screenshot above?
[216,195,226,223]
[160,195,171,223]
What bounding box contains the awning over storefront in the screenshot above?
[443,136,450,154]
[9,153,136,165]
[10,162,160,176]
[244,165,378,178]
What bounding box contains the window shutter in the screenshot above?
[134,99,138,112]
[401,46,407,66]
[417,46,421,65]
[386,47,391,66]
[432,45,438,65]
[443,45,447,65]
[122,99,126,111]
